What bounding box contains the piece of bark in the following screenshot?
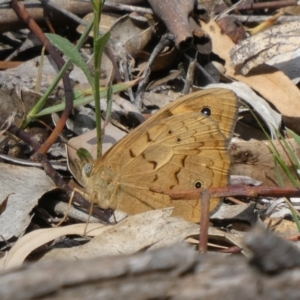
[0,0,92,33]
[245,224,300,273]
[1,228,300,300]
[148,0,195,50]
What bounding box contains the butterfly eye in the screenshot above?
[167,130,173,135]
[84,163,93,177]
[194,181,202,189]
[201,107,211,116]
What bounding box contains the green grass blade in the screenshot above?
[23,19,94,128]
[274,159,285,187]
[267,143,300,187]
[285,198,300,232]
[46,33,94,89]
[105,84,113,125]
[33,79,140,117]
[95,32,110,61]
[287,128,300,146]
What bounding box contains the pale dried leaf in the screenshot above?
[2,208,245,269]
[263,197,300,220]
[39,208,244,262]
[230,175,262,186]
[267,49,300,84]
[39,208,192,260]
[230,21,300,75]
[1,223,108,269]
[0,163,56,240]
[0,112,16,135]
[0,55,87,92]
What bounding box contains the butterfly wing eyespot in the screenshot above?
[194,181,202,189]
[83,163,93,177]
[201,107,211,116]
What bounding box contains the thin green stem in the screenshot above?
[92,0,103,159]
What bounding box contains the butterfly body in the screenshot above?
[83,88,239,223]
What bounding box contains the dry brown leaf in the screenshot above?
[200,19,300,134]
[230,138,300,187]
[231,21,300,75]
[266,217,300,238]
[136,46,179,73]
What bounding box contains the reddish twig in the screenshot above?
[168,185,300,201]
[199,189,210,253]
[11,0,73,155]
[219,245,243,254]
[166,185,300,253]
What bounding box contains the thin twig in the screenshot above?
[230,14,300,23]
[235,0,298,12]
[134,33,175,111]
[104,1,153,14]
[41,0,89,26]
[215,0,246,20]
[182,58,196,95]
[0,153,68,171]
[184,53,216,85]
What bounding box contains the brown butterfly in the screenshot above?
[81,88,239,222]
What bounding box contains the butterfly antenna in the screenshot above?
[83,201,94,236]
[54,190,75,227]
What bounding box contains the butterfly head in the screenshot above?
[82,162,118,210]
